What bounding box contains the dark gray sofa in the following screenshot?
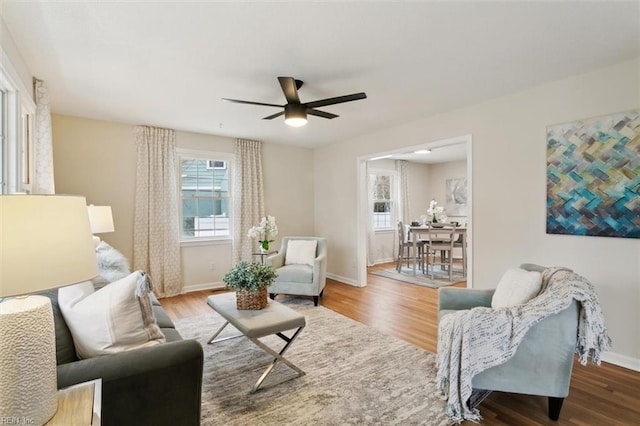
[37,288,203,426]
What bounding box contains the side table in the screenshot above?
[252,250,277,264]
[46,378,101,425]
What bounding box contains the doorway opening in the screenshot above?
[356,134,473,288]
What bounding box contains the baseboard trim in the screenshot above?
[601,351,640,372]
[182,282,225,294]
[326,272,363,287]
[372,258,394,265]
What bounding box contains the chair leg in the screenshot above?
[313,296,319,306]
[548,397,564,421]
[405,246,411,269]
[269,293,276,300]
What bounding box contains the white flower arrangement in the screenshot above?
[427,199,447,223]
[247,215,278,251]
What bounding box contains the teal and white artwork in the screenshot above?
[546,110,640,239]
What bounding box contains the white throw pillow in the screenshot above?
[285,240,318,266]
[491,268,543,308]
[58,271,165,359]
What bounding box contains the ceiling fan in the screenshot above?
[222,76,367,127]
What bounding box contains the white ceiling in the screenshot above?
[2,1,639,149]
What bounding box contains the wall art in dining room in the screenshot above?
[546,110,640,239]
[446,178,467,216]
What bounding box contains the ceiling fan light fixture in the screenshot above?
[284,104,307,127]
[370,154,393,161]
[284,116,307,127]
[223,77,366,126]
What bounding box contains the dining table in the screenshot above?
[408,225,467,277]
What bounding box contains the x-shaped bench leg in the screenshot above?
[207,321,243,344]
[250,326,306,393]
[207,322,306,393]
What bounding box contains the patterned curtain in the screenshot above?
[365,162,376,266]
[133,125,182,297]
[232,139,264,263]
[32,79,55,194]
[395,160,410,261]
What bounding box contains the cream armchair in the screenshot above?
[266,237,327,306]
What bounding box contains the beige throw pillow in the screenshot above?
[491,268,543,308]
[58,271,165,359]
[285,240,318,266]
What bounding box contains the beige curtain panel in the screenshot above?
[33,78,55,194]
[232,139,265,263]
[133,125,183,297]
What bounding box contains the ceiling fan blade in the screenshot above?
[222,98,282,108]
[307,109,338,119]
[277,76,300,103]
[305,92,367,109]
[263,111,285,120]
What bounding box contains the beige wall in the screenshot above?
[315,58,640,365]
[406,161,431,221]
[425,160,468,223]
[52,114,315,289]
[52,115,136,257]
[0,17,32,95]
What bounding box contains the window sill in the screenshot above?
[374,228,394,234]
[180,238,231,247]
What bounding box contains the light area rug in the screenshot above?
[175,299,452,426]
[370,266,465,289]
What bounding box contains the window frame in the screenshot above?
[369,168,397,231]
[177,148,234,244]
[0,52,35,194]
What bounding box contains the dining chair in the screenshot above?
[453,231,467,277]
[422,223,457,280]
[396,221,424,272]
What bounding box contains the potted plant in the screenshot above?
[427,199,447,224]
[222,261,277,310]
[247,215,278,252]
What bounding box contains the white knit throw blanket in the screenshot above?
[436,267,611,423]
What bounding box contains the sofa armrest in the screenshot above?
[266,252,285,268]
[57,339,203,426]
[313,253,327,290]
[438,287,495,311]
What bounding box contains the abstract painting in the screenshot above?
[446,178,467,216]
[546,110,640,239]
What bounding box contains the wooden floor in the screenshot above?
[161,262,640,425]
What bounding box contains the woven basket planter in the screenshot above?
[236,288,268,310]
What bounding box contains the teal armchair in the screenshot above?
[438,264,579,420]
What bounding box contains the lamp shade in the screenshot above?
[0,195,98,297]
[1,195,99,424]
[87,205,115,234]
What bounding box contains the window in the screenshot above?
[0,61,34,194]
[179,151,232,239]
[369,171,395,229]
[1,89,5,192]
